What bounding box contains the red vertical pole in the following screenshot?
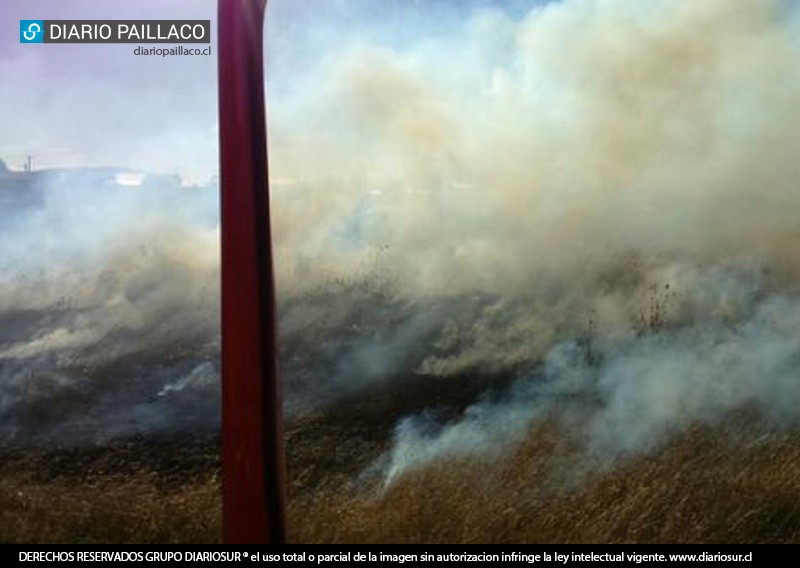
[218,0,286,544]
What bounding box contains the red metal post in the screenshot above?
[218,0,286,544]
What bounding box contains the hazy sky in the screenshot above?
[2,0,217,180]
[1,0,536,182]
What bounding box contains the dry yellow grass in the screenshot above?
[0,473,221,544]
[2,420,800,543]
[0,436,222,544]
[288,423,800,544]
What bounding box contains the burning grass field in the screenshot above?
[3,401,800,543]
[4,259,800,543]
[4,261,800,543]
[5,0,800,545]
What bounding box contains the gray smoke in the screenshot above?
[0,169,221,443]
[382,261,800,481]
[4,0,800,479]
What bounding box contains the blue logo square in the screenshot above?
[20,20,44,43]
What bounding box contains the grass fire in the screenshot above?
[3,0,800,543]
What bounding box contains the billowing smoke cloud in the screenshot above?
[267,0,800,480]
[3,0,800,476]
[320,0,800,481]
[270,0,800,297]
[383,262,800,480]
[0,169,221,443]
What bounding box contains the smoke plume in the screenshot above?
[3,0,800,485]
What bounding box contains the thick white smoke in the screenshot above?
[267,0,800,480]
[4,0,800,468]
[0,171,221,442]
[269,0,800,299]
[383,261,800,480]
